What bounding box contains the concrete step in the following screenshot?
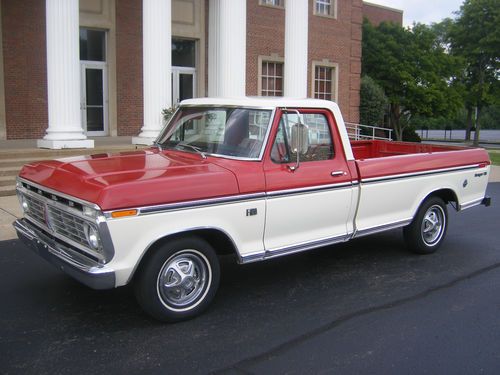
[0,176,16,187]
[0,185,15,197]
[0,157,51,169]
[0,167,20,177]
[0,143,148,196]
[0,144,145,160]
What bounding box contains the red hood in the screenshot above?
[19,149,239,211]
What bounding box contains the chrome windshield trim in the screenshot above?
[360,164,481,184]
[17,177,101,210]
[155,106,276,162]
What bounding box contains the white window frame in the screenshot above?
[259,0,285,9]
[311,60,339,102]
[313,0,337,19]
[258,54,285,97]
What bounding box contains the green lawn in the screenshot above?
[489,151,500,166]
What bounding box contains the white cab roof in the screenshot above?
[180,96,340,111]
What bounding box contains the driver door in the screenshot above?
[263,108,353,253]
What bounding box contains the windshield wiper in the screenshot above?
[152,140,163,151]
[175,142,207,159]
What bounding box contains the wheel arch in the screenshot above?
[128,227,241,283]
[425,188,459,210]
[406,188,458,227]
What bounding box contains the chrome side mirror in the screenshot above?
[285,110,308,172]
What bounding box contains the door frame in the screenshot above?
[171,66,196,106]
[80,61,109,136]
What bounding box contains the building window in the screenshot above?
[314,0,336,18]
[312,62,338,101]
[261,61,284,97]
[80,29,106,62]
[259,0,284,8]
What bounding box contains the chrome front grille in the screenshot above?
[23,194,46,226]
[46,205,88,248]
[16,178,113,264]
[22,190,95,254]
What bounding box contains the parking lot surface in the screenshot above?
[0,183,499,374]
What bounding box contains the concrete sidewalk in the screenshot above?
[2,166,499,242]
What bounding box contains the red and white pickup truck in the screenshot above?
[14,98,491,321]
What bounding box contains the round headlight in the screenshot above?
[20,194,29,213]
[84,223,101,251]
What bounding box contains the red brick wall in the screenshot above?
[308,0,361,122]
[116,0,143,136]
[245,0,360,122]
[246,1,285,96]
[362,2,403,26]
[2,0,47,139]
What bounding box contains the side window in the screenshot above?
[271,112,334,163]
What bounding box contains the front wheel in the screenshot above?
[403,196,448,254]
[134,237,220,322]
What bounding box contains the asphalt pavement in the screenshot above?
[0,183,499,374]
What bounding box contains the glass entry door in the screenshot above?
[80,62,108,136]
[172,66,196,106]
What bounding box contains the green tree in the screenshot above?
[362,19,462,141]
[360,75,388,126]
[448,0,500,145]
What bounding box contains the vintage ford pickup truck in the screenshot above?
[14,98,491,321]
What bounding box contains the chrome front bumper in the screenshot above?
[13,219,115,290]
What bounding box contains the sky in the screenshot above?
[366,0,465,27]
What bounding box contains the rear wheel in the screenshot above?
[134,237,220,322]
[403,197,448,254]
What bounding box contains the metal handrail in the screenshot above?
[345,122,393,141]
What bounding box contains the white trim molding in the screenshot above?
[311,59,339,103]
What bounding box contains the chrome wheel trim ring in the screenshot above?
[156,249,212,312]
[421,204,446,246]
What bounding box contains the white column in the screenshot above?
[284,0,308,98]
[38,0,94,149]
[133,0,172,145]
[208,0,246,97]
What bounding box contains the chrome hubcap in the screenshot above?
[421,205,445,245]
[157,251,208,308]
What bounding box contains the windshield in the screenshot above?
[156,107,273,159]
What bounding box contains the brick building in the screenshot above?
[363,1,403,26]
[0,0,401,148]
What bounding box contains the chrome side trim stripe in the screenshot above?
[361,164,481,184]
[266,181,357,198]
[136,192,266,216]
[353,218,413,238]
[240,233,350,264]
[109,182,358,217]
[459,197,484,211]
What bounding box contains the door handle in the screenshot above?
[331,171,346,177]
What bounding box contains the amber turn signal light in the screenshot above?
[111,209,138,218]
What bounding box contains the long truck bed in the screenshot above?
[349,140,490,237]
